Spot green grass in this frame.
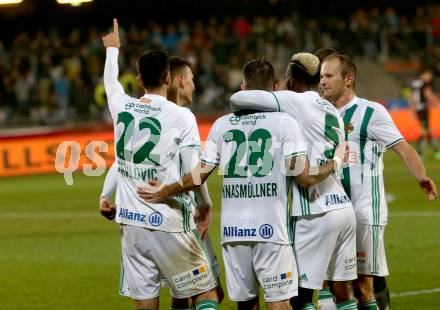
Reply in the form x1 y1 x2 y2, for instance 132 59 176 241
0 151 439 309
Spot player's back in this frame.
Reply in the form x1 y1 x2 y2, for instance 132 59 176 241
230 90 352 215
273 90 351 215
111 93 200 232
202 111 306 245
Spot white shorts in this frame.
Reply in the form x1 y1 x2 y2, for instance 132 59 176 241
356 224 388 276
119 225 218 300
162 233 221 294
292 207 357 289
222 242 298 302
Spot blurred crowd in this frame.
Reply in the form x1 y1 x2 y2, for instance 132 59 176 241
0 4 439 128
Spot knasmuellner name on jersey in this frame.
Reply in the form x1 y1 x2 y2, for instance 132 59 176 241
222 182 278 199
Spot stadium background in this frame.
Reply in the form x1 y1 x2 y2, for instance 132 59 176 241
0 0 439 309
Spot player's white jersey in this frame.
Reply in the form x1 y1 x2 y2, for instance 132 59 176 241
230 90 352 216
201 112 307 244
338 97 404 225
105 49 199 232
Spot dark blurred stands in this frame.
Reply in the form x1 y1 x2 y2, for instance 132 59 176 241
0 3 439 128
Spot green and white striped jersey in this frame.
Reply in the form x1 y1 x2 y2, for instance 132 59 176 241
230 90 352 216
104 47 199 232
338 96 404 226
201 112 307 244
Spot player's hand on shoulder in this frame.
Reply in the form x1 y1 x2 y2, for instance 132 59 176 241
102 18 121 49
99 196 116 220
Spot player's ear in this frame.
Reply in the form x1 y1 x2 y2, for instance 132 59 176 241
164 71 171 86
178 75 184 89
346 73 354 87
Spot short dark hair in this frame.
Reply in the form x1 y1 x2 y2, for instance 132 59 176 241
287 60 320 86
137 50 170 89
315 47 338 62
242 57 275 90
168 56 192 78
325 54 357 85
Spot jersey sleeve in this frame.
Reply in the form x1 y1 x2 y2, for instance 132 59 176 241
368 104 404 148
178 109 202 151
229 90 279 113
200 119 221 166
104 47 132 119
281 114 308 159
101 161 118 198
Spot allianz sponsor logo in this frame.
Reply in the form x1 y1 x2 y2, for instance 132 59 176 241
223 226 257 237
325 194 349 206
223 224 273 239
118 208 146 222
149 212 163 226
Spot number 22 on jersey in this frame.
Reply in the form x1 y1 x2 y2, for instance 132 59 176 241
116 111 162 165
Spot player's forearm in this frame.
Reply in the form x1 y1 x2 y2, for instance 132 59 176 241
193 183 213 209
292 155 338 188
164 171 209 197
101 162 118 198
229 90 278 113
393 141 427 182
104 47 125 98
301 161 336 188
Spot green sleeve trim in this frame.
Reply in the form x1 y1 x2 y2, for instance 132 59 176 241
285 151 307 159
386 137 404 148
179 144 201 151
270 92 281 112
200 158 218 166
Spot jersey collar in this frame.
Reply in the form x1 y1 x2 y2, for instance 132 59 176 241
142 93 168 101
338 96 359 114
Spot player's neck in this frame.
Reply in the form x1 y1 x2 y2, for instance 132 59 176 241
144 86 168 100
333 90 355 109
167 88 180 105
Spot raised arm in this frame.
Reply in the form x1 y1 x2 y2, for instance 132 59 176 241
102 19 125 106
229 90 280 113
